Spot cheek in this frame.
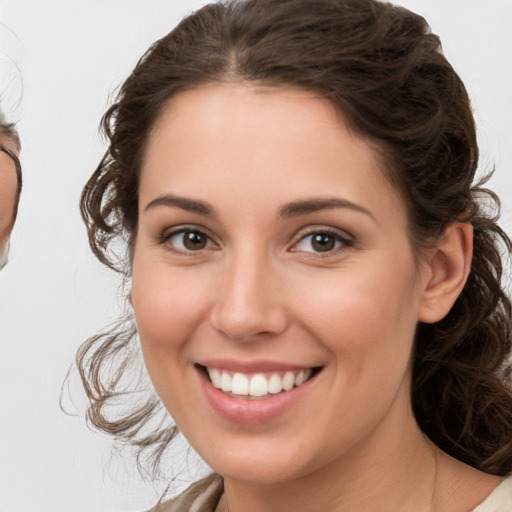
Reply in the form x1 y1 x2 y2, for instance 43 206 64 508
130 263 214 422
130 261 212 372
293 258 421 366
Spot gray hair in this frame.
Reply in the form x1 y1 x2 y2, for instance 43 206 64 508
0 107 21 152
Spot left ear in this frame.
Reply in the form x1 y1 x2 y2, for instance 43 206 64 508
418 223 473 324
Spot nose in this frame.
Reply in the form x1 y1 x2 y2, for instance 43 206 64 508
209 252 288 342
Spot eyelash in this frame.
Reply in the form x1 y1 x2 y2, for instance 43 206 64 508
158 226 354 256
290 229 354 256
159 226 217 254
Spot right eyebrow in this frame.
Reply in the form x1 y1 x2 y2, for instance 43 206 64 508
279 197 377 223
143 194 216 217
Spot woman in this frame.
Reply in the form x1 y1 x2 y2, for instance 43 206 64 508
0 108 22 270
77 0 512 509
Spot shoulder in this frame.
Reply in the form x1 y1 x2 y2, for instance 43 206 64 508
472 475 512 512
147 473 223 512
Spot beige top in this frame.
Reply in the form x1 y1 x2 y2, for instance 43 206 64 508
472 475 512 511
148 474 223 512
150 473 512 512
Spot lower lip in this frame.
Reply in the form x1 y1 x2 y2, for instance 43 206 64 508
199 368 317 424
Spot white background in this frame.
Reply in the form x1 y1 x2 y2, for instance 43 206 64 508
0 1 511 511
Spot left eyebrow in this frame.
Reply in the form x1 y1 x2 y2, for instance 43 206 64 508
143 194 216 217
279 197 376 223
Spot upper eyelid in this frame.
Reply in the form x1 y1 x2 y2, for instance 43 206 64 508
294 225 353 242
161 224 213 238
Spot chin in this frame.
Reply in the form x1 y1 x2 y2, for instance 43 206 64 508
194 435 324 486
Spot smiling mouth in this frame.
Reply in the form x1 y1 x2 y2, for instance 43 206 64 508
200 365 322 399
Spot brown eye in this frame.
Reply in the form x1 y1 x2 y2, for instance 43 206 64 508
167 229 213 251
183 230 208 250
293 230 351 254
311 233 336 252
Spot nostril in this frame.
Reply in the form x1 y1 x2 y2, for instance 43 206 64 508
210 304 289 342
209 271 288 341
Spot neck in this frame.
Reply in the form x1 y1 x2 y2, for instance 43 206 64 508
218 409 438 512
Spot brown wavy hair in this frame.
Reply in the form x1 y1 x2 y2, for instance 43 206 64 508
76 0 512 477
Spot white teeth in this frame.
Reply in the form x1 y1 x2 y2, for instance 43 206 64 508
206 367 314 397
249 374 268 397
220 372 232 392
231 373 249 395
295 369 311 386
209 368 222 388
268 374 283 394
282 371 295 391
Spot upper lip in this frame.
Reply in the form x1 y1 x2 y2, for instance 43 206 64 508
198 359 319 373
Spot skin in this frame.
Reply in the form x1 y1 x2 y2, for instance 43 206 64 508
0 136 19 261
131 83 501 511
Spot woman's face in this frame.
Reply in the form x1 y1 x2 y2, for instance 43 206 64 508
0 139 19 265
131 84 433 484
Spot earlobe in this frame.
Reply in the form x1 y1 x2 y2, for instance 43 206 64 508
418 223 473 324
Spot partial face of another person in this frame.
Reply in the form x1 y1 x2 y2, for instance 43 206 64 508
130 84 435 485
0 139 19 269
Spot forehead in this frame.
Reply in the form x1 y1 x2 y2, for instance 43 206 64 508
141 84 406 221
